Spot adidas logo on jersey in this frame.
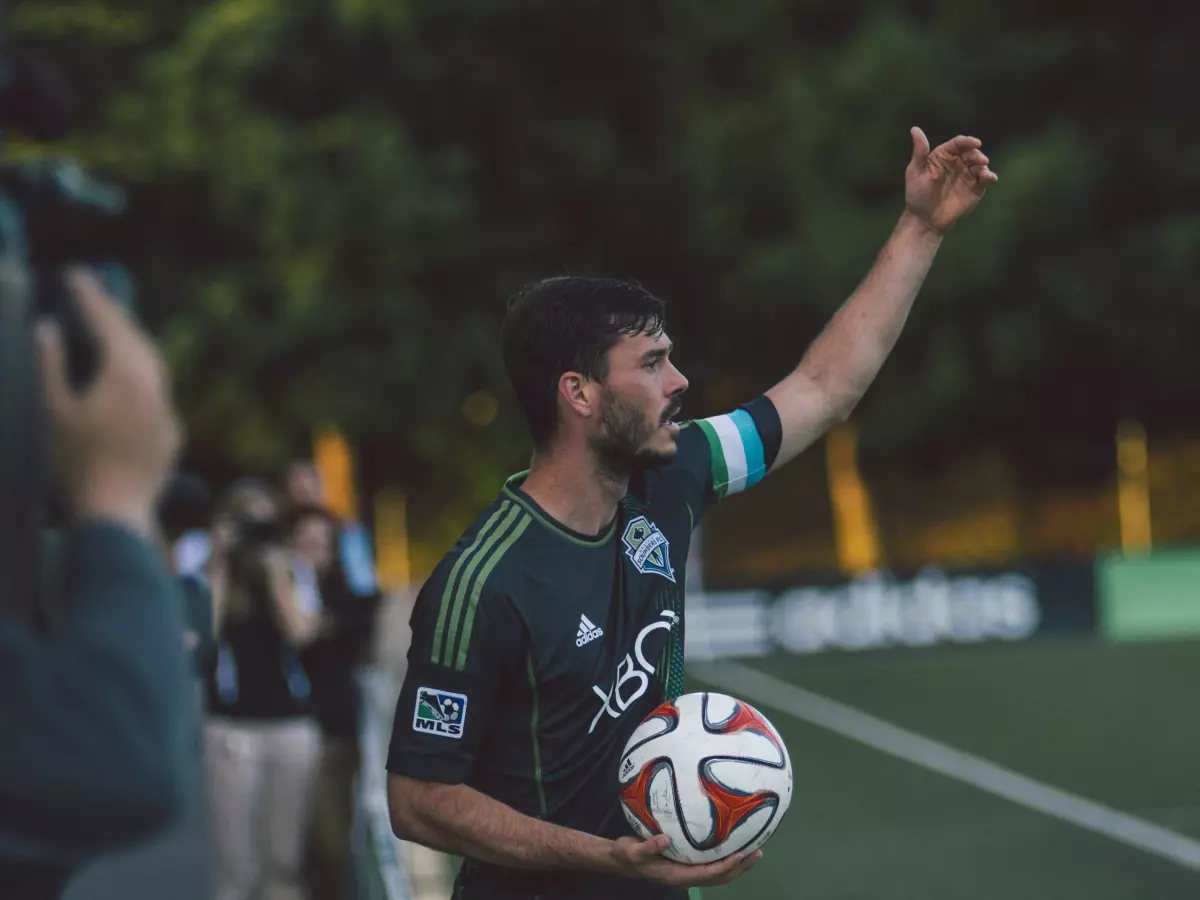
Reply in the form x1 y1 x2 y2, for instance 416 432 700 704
576 614 605 648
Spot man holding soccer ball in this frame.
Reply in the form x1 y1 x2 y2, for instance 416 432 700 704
387 129 997 898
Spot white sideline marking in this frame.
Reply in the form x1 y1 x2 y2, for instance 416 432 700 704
691 659 1200 871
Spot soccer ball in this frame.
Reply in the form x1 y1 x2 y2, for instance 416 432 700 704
617 692 793 865
440 698 461 722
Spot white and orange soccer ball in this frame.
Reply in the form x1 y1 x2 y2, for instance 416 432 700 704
617 692 793 865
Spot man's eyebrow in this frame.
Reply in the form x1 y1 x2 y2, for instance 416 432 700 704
643 343 673 361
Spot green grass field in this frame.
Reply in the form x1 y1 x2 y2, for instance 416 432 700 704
688 637 1200 900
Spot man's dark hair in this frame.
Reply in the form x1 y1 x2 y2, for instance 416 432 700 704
501 277 666 449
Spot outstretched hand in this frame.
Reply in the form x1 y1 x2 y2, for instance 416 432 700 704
609 834 763 887
904 127 998 235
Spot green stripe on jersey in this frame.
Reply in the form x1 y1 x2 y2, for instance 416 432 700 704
442 503 523 666
527 654 548 817
432 501 512 666
454 511 531 670
695 418 730 500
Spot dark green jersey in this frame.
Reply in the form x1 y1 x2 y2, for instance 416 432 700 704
387 397 782 900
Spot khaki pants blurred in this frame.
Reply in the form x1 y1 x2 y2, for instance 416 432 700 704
305 736 358 900
204 716 322 900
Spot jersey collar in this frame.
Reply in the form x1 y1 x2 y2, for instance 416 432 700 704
502 472 618 548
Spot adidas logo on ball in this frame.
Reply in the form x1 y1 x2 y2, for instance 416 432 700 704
576 614 604 647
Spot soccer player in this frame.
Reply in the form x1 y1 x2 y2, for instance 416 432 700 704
387 128 998 898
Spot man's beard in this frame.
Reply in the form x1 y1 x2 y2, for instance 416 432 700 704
593 388 681 476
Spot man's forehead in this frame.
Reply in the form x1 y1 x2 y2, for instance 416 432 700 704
612 330 672 355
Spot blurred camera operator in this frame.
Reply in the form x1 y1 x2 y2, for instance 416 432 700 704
0 272 189 899
203 480 323 900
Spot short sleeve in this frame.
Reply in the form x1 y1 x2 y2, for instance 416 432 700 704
386 562 524 784
667 395 783 521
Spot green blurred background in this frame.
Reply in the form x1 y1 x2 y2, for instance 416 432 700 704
10 0 1199 581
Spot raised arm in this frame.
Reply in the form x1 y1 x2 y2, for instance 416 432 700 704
766 127 998 468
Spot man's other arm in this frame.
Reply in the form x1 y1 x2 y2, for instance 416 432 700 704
387 775 758 888
0 522 190 858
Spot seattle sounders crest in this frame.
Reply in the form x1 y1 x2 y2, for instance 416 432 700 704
622 516 675 583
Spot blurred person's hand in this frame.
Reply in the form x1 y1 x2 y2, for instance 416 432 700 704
261 544 294 579
36 270 182 537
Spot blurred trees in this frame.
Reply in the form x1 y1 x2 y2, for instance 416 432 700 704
8 0 1198 548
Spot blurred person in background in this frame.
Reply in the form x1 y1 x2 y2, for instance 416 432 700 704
166 470 215 578
204 480 323 900
280 464 382 900
158 471 218 685
283 461 323 508
283 459 381 600
0 272 189 899
287 504 353 900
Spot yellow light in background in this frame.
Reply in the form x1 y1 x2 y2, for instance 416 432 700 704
1116 420 1152 555
462 390 499 427
374 489 411 591
825 422 884 575
314 425 358 521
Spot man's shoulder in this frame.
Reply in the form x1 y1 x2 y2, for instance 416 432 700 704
420 492 540 605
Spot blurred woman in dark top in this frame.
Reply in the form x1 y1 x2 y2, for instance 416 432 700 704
203 480 323 900
285 504 380 900
280 461 382 900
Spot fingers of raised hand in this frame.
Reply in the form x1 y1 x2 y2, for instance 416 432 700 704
969 164 999 183
962 148 989 167
946 134 982 153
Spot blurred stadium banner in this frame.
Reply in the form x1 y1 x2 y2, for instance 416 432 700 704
685 562 1097 660
352 667 413 900
1099 549 1200 642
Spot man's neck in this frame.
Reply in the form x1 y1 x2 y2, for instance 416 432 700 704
520 448 628 538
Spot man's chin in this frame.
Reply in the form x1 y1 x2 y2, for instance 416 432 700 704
633 437 679 470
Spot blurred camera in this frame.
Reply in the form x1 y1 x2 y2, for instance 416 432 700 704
236 517 283 550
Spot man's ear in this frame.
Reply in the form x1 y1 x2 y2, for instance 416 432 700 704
558 371 598 420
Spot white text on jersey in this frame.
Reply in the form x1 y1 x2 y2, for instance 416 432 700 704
588 610 678 733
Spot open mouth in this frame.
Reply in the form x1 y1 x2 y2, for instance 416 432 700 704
661 405 682 431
